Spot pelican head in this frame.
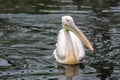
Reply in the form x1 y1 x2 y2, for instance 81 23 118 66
62 16 94 52
62 16 74 27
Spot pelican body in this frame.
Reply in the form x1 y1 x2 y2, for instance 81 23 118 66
53 16 94 65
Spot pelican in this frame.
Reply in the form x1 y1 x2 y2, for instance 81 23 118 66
53 16 94 65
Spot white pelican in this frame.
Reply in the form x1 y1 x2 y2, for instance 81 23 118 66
53 16 94 65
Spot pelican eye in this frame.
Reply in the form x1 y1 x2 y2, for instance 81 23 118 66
67 19 69 22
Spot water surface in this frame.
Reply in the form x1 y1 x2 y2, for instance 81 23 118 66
0 0 120 80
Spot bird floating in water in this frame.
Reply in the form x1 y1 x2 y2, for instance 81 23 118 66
53 16 94 65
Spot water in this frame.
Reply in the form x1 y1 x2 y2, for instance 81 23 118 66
0 0 120 80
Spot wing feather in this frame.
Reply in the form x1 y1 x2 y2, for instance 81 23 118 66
55 29 67 59
70 31 85 60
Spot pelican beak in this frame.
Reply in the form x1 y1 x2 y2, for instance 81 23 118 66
70 23 94 52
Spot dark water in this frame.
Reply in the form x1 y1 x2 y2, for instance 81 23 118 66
0 0 120 80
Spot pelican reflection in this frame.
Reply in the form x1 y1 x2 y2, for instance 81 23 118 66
63 64 84 80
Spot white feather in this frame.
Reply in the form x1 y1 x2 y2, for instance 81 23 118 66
53 29 85 63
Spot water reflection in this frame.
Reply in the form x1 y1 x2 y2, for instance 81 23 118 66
63 64 84 80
